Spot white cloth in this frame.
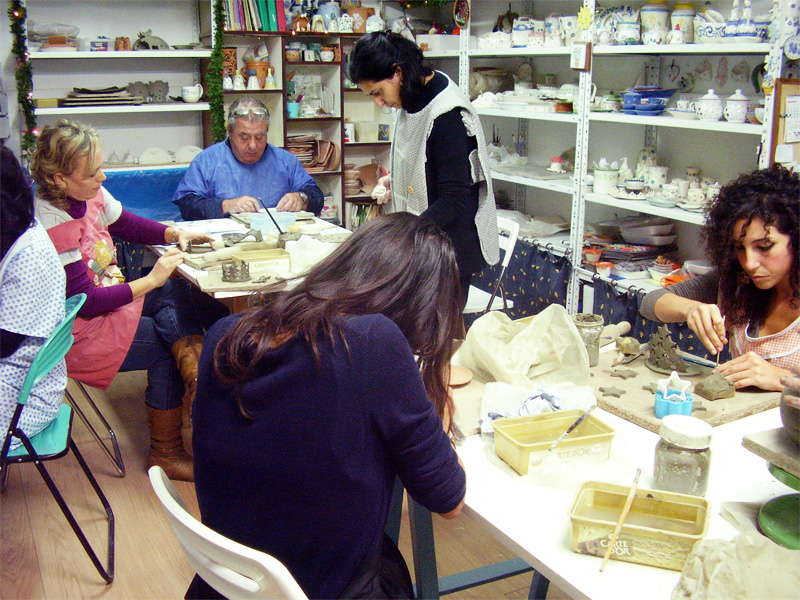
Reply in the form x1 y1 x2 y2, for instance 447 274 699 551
0 220 67 448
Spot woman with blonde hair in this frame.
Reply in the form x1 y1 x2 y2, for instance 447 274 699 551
32 119 213 480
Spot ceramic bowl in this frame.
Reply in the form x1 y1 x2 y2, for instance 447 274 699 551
584 248 603 262
344 169 361 181
624 179 645 192
285 49 301 61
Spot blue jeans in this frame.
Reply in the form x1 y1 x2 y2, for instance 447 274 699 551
119 279 204 410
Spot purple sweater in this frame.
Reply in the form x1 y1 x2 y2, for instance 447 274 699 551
64 198 168 317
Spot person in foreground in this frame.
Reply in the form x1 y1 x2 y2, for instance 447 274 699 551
173 96 323 220
0 146 67 447
191 213 466 599
348 32 498 307
640 165 799 391
32 120 214 481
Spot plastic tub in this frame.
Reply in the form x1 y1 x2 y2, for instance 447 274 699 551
231 249 290 274
682 259 714 277
493 410 614 475
568 480 710 570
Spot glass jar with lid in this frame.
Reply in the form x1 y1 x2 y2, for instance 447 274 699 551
653 414 712 497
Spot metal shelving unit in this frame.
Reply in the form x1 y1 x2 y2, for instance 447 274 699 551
462 0 786 313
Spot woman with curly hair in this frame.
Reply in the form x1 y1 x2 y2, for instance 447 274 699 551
641 165 798 391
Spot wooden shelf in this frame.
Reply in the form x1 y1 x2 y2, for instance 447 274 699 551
35 102 210 115
29 49 212 59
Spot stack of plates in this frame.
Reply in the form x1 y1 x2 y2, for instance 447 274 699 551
635 103 666 116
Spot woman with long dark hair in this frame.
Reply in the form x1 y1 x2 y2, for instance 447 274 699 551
348 31 499 307
191 213 466 599
641 165 799 391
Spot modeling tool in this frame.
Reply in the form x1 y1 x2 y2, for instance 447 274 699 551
600 468 642 572
531 405 597 466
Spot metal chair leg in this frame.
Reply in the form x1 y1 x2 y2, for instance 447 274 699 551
14 431 115 583
65 381 125 476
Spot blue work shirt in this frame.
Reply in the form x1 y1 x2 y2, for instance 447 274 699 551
172 140 323 220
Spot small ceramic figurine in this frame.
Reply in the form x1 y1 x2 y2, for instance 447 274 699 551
222 73 234 90
233 69 246 91
264 67 277 89
293 12 312 32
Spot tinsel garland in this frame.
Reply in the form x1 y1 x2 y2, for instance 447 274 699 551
208 0 227 142
8 0 37 157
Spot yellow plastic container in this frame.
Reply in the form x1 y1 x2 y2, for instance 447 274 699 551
231 249 290 274
568 481 709 570
493 410 614 475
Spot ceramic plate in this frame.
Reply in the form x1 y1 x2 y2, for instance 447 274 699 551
666 108 698 120
448 364 473 387
635 108 665 116
139 147 173 165
610 188 650 201
647 196 678 208
677 202 707 213
174 145 202 163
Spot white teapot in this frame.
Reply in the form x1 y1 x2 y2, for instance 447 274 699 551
695 89 723 121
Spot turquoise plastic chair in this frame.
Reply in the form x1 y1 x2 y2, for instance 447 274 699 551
0 293 115 584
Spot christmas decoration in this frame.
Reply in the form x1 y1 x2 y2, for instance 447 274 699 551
8 0 37 157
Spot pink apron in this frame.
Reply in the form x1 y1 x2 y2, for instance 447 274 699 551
47 189 143 389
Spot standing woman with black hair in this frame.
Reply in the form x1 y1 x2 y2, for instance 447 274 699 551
348 32 499 306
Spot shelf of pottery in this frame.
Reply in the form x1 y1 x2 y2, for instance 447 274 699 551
23 0 213 170
460 0 793 311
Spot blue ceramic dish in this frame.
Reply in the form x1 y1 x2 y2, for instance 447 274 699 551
632 87 678 100
635 103 665 111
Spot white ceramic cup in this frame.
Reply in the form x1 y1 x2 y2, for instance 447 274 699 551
543 33 563 47
615 22 641 44
662 183 679 199
687 187 706 203
672 178 690 197
181 84 204 103
593 169 619 195
320 50 335 62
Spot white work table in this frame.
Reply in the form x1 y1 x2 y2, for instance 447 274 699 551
455 406 786 600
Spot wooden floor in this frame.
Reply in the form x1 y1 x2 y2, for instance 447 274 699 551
1 371 568 600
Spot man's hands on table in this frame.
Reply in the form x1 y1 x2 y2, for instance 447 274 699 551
222 196 261 214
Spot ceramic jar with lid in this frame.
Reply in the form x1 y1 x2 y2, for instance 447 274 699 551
695 89 723 121
671 2 696 42
641 0 670 31
723 88 749 123
653 414 712 497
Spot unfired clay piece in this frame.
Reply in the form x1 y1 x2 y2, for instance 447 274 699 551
694 372 735 401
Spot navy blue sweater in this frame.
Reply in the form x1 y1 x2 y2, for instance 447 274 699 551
193 313 465 598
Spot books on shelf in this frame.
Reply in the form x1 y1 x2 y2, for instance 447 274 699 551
225 0 282 32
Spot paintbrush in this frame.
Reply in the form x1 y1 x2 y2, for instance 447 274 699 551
256 197 268 212
531 405 597 466
600 468 641 572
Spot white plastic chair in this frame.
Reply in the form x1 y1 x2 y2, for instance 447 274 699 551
148 466 308 600
463 215 520 314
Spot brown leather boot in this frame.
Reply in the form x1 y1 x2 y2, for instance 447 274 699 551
147 406 194 482
171 335 204 456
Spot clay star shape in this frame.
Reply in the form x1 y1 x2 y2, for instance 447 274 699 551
611 368 638 380
659 371 691 399
599 386 626 398
642 382 660 394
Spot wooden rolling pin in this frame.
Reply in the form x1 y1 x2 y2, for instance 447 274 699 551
201 241 276 263
601 321 631 341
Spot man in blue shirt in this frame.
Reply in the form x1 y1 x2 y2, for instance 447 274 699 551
173 97 324 220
